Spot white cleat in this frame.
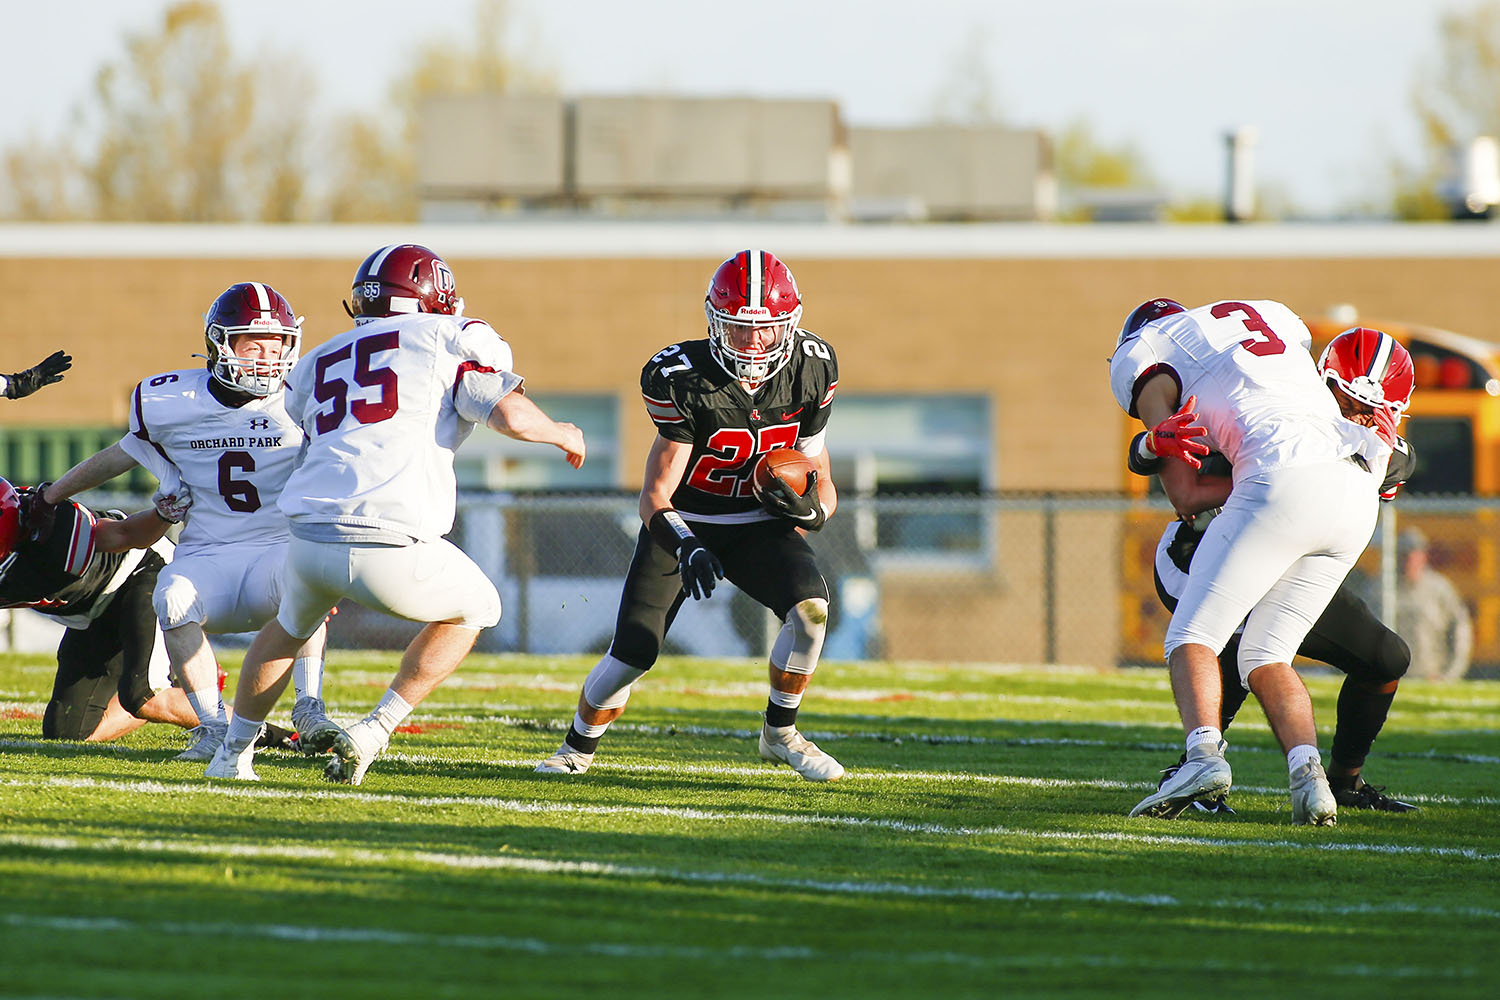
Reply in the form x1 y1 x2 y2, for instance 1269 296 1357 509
1290 761 1338 826
291 697 342 755
534 744 595 774
323 718 388 787
1130 741 1232 818
759 724 845 782
173 722 227 763
204 742 259 781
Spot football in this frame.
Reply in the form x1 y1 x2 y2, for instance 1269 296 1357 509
752 447 814 498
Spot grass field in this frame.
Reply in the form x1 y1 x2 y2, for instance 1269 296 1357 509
2 650 1496 999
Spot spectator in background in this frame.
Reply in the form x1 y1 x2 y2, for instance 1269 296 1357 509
1397 528 1473 681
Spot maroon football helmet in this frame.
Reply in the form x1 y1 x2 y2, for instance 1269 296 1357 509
347 244 461 320
704 250 803 385
1117 298 1186 348
1319 327 1415 417
202 282 302 397
0 477 23 581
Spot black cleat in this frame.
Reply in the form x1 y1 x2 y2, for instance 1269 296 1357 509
1190 794 1237 815
256 722 300 752
1333 780 1419 812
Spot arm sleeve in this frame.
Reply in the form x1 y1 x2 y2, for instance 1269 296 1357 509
797 336 838 445
451 319 524 424
117 383 181 487
1381 437 1417 500
641 353 694 443
1109 335 1173 418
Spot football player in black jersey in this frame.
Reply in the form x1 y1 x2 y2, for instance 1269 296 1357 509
1131 326 1420 816
2 474 195 740
537 250 845 780
2 476 297 748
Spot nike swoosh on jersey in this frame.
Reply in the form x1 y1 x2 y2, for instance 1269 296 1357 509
780 407 804 420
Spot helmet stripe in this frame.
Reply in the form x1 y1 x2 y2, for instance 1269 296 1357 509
368 244 402 277
248 281 270 313
748 249 763 309
1368 331 1394 380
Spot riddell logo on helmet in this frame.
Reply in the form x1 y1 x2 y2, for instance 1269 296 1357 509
736 306 772 318
248 317 279 329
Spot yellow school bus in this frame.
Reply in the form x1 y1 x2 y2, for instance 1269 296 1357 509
1119 310 1500 665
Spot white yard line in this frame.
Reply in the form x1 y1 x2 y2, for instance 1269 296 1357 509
2 834 1496 930
0 911 1474 979
4 775 1496 861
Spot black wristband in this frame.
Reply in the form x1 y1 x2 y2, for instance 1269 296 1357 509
648 509 695 556
1127 432 1163 476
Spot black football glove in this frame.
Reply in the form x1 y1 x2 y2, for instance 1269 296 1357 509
760 469 827 530
677 537 724 601
18 482 59 545
4 350 72 399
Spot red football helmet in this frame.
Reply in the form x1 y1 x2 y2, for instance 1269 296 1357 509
202 282 302 397
0 477 22 581
1117 298 1186 348
1318 327 1415 417
347 244 461 320
704 250 804 385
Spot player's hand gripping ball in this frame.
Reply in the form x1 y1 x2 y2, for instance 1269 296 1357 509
752 448 815 499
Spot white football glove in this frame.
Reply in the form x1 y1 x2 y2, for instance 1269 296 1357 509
152 478 193 524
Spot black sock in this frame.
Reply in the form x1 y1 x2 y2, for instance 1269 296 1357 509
765 701 798 729
563 725 602 755
1330 678 1399 773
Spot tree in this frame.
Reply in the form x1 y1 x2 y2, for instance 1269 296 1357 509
928 28 1005 125
3 1 311 221
1399 1 1500 219
323 0 558 221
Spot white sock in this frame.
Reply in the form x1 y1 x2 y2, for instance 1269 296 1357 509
186 690 226 728
768 688 803 710
1287 744 1322 774
1185 725 1223 754
370 689 413 738
293 655 323 702
571 712 610 740
224 714 264 755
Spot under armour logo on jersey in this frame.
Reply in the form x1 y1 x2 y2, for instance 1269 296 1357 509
249 417 270 430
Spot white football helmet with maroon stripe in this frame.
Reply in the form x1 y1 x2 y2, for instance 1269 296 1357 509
704 249 803 387
202 282 302 398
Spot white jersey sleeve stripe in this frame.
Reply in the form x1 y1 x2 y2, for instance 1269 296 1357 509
819 380 838 408
64 505 97 577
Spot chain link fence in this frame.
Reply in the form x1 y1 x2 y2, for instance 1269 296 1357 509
7 492 1494 678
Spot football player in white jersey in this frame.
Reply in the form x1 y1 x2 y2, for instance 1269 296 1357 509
44 282 334 762
1109 298 1395 826
207 244 586 783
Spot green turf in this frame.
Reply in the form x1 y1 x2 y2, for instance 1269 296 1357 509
2 652 1496 999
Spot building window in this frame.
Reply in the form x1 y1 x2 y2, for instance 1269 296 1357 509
455 392 618 490
826 394 992 566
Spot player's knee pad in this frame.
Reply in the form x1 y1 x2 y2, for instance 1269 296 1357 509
152 574 204 631
1372 630 1411 683
770 597 828 676
582 653 648 711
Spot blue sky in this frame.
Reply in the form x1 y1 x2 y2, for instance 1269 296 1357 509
2 0 1464 213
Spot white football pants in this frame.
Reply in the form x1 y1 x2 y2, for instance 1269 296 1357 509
1163 459 1378 685
277 536 502 639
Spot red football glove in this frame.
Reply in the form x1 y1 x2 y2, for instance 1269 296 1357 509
1371 403 1398 448
1146 394 1210 470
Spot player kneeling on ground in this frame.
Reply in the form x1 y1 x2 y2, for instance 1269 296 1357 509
537 249 844 781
